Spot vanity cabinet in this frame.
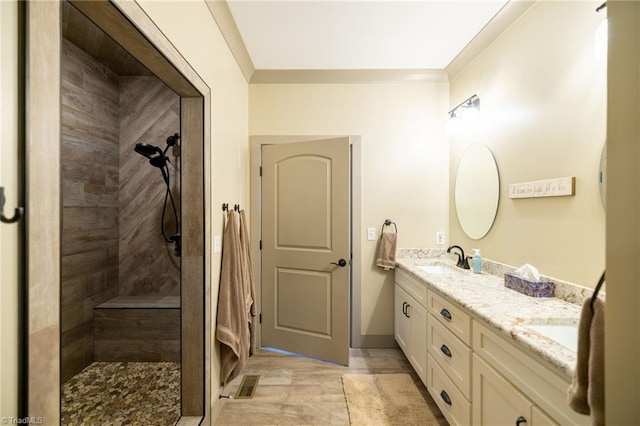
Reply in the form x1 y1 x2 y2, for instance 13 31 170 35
394 266 589 426
473 354 551 426
394 269 428 385
426 291 473 426
473 321 588 426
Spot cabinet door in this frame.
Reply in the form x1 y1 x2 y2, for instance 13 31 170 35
473 354 534 426
532 406 559 426
408 301 427 385
394 284 410 353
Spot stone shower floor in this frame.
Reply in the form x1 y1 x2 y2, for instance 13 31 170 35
61 361 180 426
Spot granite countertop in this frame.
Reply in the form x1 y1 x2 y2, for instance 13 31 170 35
396 254 583 379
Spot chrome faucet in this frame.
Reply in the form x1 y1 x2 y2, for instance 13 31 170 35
447 245 470 269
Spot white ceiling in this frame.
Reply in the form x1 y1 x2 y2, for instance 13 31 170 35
227 0 509 70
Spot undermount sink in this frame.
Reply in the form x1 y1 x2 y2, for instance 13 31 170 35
415 263 458 275
524 322 578 352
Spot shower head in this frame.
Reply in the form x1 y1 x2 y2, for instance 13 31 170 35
134 143 166 168
134 143 161 158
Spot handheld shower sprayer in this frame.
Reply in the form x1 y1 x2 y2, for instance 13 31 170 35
134 133 181 256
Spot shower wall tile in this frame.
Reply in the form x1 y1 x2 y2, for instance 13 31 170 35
118 76 180 296
61 39 120 383
94 308 180 361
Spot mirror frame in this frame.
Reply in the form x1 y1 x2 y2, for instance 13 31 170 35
454 143 500 240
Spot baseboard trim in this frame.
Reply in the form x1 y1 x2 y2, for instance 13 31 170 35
352 334 398 349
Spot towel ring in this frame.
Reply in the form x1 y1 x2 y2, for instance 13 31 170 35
380 219 397 235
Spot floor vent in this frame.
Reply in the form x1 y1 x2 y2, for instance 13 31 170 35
234 374 260 399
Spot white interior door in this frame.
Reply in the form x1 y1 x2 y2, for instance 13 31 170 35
261 137 351 365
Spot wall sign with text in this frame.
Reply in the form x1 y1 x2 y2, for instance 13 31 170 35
509 177 576 199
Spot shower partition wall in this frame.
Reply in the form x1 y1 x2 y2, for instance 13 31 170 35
60 9 183 379
25 0 209 423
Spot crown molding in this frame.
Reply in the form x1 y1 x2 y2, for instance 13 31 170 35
445 0 537 82
209 0 534 85
250 69 448 84
205 0 255 82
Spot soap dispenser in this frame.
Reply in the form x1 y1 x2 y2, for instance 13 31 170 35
472 249 482 274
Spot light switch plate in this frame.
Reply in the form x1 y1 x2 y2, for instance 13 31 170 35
367 227 376 241
436 231 444 245
214 235 222 253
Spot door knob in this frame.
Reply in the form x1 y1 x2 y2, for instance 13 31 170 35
330 259 347 267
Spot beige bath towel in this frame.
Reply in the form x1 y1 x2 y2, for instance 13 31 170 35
216 210 250 385
376 232 397 270
239 210 258 356
568 296 605 425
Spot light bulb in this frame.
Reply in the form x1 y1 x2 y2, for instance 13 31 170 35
446 115 461 138
594 18 608 62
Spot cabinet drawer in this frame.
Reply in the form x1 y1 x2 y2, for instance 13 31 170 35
428 313 472 399
473 321 589 425
427 354 471 426
395 268 427 308
428 291 472 345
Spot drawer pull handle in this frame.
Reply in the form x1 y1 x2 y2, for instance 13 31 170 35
402 302 407 316
440 344 452 357
440 308 452 320
516 416 527 425
440 390 452 406
405 304 410 318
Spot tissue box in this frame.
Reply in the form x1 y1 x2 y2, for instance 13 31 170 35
504 272 555 298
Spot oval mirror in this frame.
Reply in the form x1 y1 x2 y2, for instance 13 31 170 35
454 144 500 240
599 141 606 209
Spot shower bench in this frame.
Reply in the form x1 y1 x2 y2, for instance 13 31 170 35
94 295 180 362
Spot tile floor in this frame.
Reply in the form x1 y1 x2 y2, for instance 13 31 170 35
61 361 180 426
215 348 447 425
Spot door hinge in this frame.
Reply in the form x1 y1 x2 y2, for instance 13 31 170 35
259 166 262 177
259 240 262 250
259 313 262 323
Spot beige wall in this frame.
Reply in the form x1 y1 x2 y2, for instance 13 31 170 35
449 1 606 287
135 0 249 417
0 0 20 417
250 82 450 337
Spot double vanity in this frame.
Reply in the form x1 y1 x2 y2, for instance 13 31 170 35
394 249 591 425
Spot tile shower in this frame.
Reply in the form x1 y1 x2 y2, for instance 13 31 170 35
60 3 181 421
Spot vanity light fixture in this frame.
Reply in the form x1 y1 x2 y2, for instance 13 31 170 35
594 2 607 62
446 94 480 137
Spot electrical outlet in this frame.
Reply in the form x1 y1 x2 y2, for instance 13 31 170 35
436 231 444 245
214 235 222 253
367 227 376 241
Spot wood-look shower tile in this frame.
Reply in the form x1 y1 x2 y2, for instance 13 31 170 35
83 65 119 103
61 271 107 305
62 105 119 144
63 206 118 229
63 134 119 165
118 73 180 296
120 98 180 150
62 230 118 257
61 249 110 280
94 309 180 340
